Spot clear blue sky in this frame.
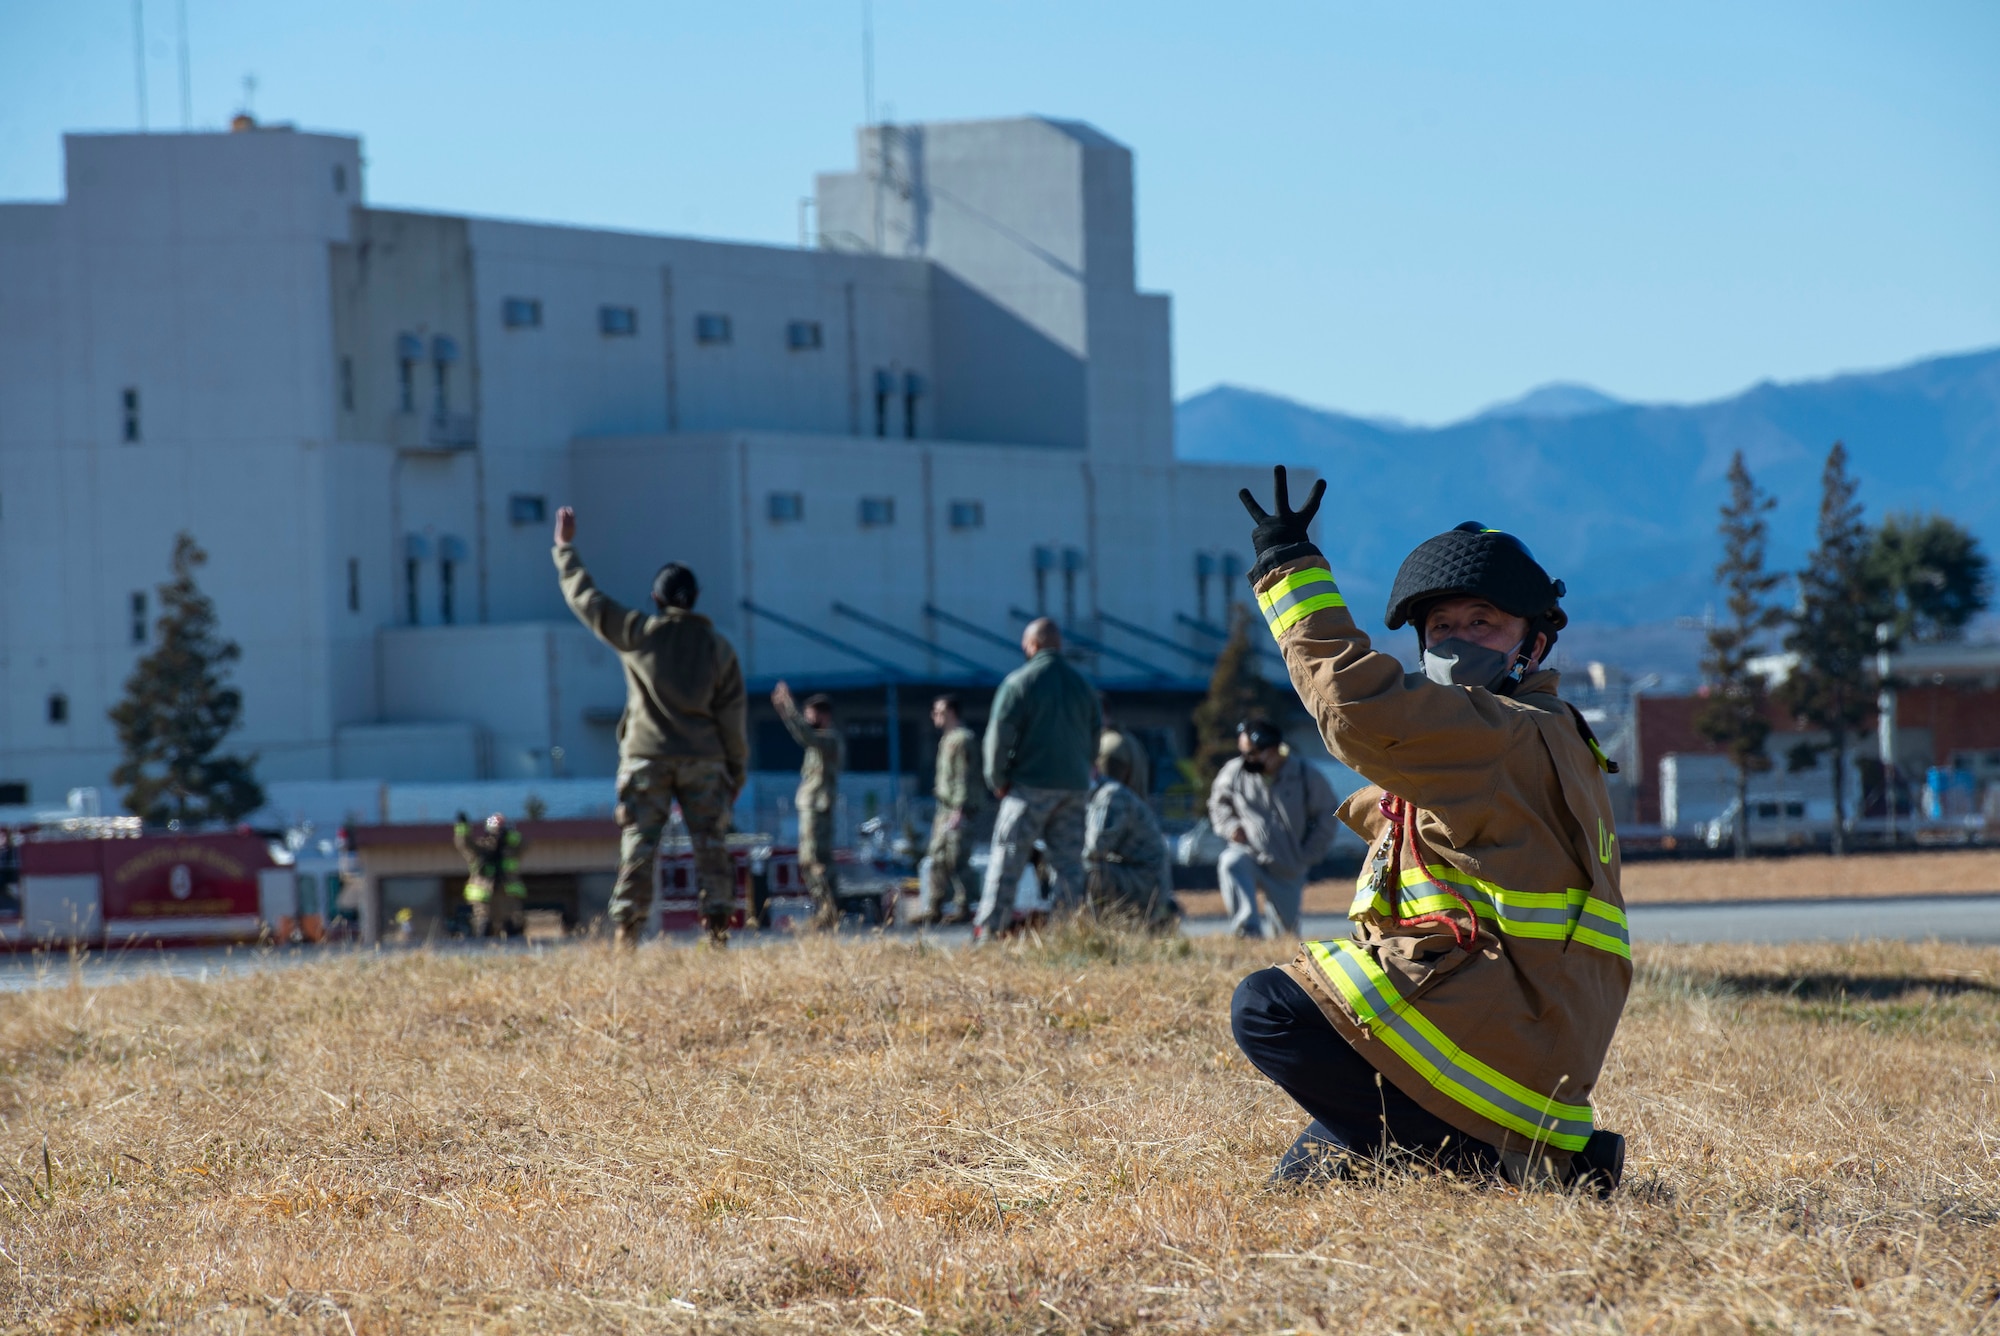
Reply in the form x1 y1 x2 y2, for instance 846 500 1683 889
4 1 1995 424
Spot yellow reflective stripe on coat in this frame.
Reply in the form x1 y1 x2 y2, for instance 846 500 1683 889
1306 938 1595 1151
1258 568 1346 636
1347 864 1630 960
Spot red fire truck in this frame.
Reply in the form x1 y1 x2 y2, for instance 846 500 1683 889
1 823 296 948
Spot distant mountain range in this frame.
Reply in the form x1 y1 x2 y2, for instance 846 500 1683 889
1176 347 2000 679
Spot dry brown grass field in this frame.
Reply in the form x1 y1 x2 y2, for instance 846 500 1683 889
4 929 1999 1333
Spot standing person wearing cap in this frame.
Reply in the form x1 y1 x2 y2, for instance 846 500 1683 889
1207 719 1340 938
455 811 527 938
553 507 747 948
1226 468 1630 1194
772 683 845 930
915 694 984 926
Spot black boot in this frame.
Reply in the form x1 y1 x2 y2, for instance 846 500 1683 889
1269 1121 1353 1186
1566 1129 1625 1198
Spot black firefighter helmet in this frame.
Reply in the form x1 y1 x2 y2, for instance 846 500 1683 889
1386 521 1569 649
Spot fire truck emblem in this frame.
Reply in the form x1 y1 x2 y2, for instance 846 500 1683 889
169 864 193 900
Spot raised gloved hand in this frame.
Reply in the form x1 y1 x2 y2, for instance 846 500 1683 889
1238 465 1326 581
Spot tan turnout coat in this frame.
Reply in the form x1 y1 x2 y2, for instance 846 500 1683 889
1255 557 1631 1163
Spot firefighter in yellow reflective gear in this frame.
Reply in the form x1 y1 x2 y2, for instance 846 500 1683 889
1228 469 1629 1195
455 811 527 939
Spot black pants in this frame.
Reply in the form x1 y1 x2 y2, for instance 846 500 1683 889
1232 966 1495 1171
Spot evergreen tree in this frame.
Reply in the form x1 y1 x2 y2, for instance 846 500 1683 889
1867 511 1991 644
110 533 265 825
1778 442 1882 856
1190 603 1286 791
1694 453 1785 859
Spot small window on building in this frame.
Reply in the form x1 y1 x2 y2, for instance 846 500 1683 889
786 319 823 351
872 369 894 438
859 496 895 528
767 491 804 523
396 332 422 414
599 305 638 337
509 494 547 525
439 558 456 625
903 370 924 439
130 592 148 645
405 559 421 624
694 312 732 345
502 297 543 329
339 356 355 412
431 335 456 415
121 388 141 443
47 693 68 726
347 558 361 613
333 163 347 194
0 782 26 806
948 500 984 530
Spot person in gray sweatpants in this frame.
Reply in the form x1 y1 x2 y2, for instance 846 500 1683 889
974 618 1101 939
1208 718 1340 937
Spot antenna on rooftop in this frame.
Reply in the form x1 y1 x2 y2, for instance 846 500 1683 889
131 0 149 130
862 0 875 128
176 0 192 130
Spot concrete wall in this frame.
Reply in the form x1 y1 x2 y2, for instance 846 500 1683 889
0 129 364 800
0 116 1273 800
816 117 1172 467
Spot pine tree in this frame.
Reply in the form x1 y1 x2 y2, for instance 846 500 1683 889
1778 442 1882 856
110 533 265 826
1694 453 1785 860
1190 603 1285 791
1867 511 1991 644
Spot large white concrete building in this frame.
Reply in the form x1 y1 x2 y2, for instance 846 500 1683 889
0 115 1282 813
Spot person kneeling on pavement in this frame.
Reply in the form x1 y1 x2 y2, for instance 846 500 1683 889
1208 718 1340 938
1228 468 1631 1194
1083 731 1176 930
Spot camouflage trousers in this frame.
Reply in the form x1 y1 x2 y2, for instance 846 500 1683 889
975 785 1088 934
1086 861 1174 929
612 756 735 932
924 808 978 916
797 808 838 908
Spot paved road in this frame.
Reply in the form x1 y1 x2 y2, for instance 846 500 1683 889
7 894 2000 992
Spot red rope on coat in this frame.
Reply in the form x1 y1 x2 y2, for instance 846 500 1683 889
1378 793 1481 952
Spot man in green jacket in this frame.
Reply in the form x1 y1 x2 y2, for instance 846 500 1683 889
553 507 748 947
975 618 1101 940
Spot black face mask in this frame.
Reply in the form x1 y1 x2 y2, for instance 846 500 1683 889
1422 636 1531 693
1240 755 1264 774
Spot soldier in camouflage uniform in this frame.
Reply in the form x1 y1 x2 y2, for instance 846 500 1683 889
553 507 747 948
1098 720 1151 798
916 694 983 924
455 811 528 938
773 683 844 930
1084 735 1176 929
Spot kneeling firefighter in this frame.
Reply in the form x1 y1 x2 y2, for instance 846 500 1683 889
1229 468 1630 1192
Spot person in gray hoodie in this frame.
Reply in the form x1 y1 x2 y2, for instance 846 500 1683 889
1208 718 1340 937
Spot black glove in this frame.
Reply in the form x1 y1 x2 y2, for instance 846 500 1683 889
1238 465 1326 581
455 810 469 825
